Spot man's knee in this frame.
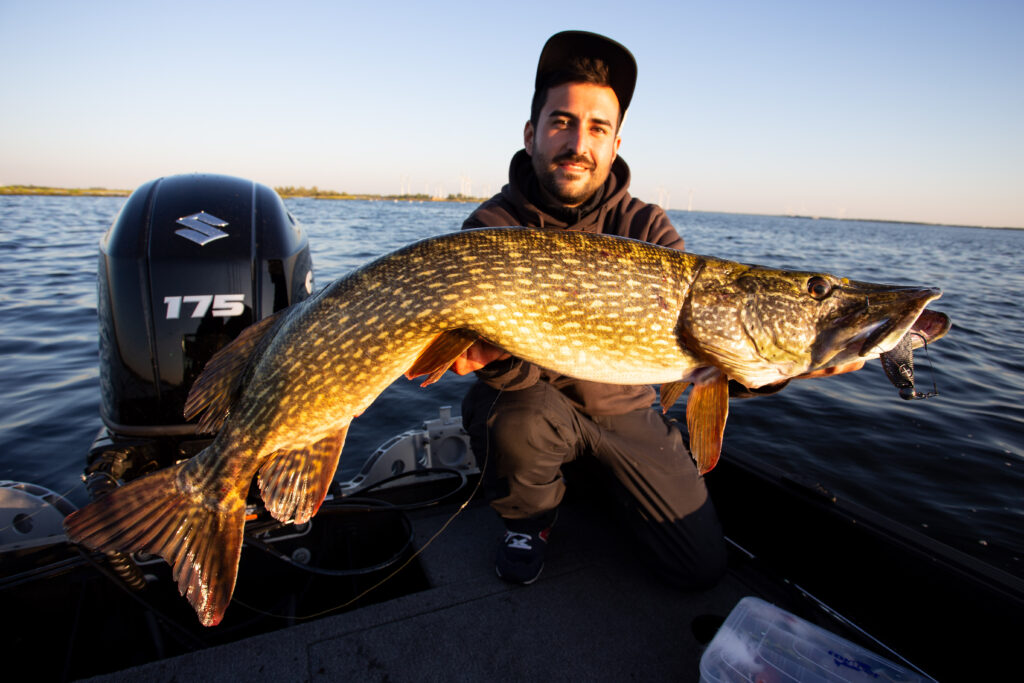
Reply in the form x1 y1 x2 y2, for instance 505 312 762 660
489 404 576 475
464 382 578 464
468 391 578 517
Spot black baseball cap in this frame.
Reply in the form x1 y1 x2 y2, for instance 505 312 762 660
535 30 637 116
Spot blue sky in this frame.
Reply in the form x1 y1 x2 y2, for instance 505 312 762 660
1 0 1021 227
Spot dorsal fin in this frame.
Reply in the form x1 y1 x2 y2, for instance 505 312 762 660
404 329 480 387
184 309 289 433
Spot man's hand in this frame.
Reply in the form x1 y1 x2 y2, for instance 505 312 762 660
452 340 510 375
797 360 865 380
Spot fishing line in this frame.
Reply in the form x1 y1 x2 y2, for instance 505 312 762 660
240 468 470 581
70 545 208 650
909 332 939 399
235 384 503 622
24 382 498 623
242 506 414 578
0 555 90 590
303 387 499 619
723 536 936 681
346 465 469 508
0 479 83 538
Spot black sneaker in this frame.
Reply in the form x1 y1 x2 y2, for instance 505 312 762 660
495 511 557 585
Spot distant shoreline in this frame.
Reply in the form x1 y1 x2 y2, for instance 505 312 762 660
1 185 131 197
778 213 1021 231
0 184 485 204
2 185 1018 230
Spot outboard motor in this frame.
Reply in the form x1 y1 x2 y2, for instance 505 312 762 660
87 174 313 484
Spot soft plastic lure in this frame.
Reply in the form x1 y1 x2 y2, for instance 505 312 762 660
880 332 938 400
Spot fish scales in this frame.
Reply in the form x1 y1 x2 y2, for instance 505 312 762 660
174 230 765 505
180 232 613 496
64 227 949 627
242 229 701 452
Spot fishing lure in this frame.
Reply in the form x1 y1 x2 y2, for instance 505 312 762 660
880 332 938 400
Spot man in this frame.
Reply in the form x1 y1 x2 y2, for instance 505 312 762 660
456 31 856 588
454 30 728 589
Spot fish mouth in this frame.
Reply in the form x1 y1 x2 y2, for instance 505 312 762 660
904 308 952 348
857 287 944 356
814 283 946 369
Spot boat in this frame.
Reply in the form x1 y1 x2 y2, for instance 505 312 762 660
1 175 1019 681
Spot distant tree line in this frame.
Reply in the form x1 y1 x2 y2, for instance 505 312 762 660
0 185 129 196
0 184 482 203
274 186 482 203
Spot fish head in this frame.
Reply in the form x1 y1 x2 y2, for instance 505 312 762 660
809 278 948 369
679 259 944 388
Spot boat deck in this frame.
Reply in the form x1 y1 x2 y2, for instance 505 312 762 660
81 490 805 682
17 452 1016 681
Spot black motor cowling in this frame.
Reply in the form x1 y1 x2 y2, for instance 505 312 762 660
97 173 313 436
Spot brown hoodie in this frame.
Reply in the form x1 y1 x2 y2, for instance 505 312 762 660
461 150 683 416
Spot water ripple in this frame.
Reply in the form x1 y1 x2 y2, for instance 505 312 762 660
0 197 1021 576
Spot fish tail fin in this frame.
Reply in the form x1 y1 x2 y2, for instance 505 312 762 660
63 460 246 627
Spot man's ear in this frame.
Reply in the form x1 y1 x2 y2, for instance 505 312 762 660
523 120 534 156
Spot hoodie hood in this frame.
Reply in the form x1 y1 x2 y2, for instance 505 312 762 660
500 149 633 231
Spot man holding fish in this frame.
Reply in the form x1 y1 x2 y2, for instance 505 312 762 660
64 30 945 628
456 31 862 587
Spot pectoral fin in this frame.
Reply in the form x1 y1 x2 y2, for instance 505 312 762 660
259 428 348 524
404 329 480 386
686 373 730 474
659 380 691 413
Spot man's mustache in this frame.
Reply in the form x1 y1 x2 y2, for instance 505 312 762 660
552 153 594 170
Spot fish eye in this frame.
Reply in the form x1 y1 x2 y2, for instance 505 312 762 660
807 276 832 300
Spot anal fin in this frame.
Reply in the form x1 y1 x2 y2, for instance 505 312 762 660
404 329 480 387
259 428 348 525
686 372 730 474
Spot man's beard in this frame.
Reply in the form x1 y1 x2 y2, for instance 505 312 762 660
533 151 603 207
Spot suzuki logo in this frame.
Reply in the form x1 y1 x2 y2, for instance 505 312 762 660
175 212 229 245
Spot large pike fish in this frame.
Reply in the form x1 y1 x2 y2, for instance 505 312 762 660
64 227 949 626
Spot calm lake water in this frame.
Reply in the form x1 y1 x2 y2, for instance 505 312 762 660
0 195 1021 578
